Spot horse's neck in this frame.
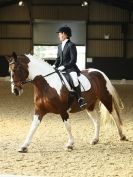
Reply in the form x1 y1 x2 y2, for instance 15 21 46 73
33 75 49 93
26 55 63 95
27 58 54 80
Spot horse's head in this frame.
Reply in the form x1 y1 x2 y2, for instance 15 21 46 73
7 52 30 96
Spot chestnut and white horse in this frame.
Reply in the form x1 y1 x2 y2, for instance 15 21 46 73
7 52 127 153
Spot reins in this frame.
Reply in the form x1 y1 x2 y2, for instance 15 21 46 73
11 69 82 92
11 70 58 85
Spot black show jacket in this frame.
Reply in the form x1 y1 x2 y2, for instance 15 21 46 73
54 40 80 74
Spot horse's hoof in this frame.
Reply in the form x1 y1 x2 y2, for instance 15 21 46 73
120 135 128 141
18 147 28 153
64 146 73 151
64 144 74 151
90 139 99 145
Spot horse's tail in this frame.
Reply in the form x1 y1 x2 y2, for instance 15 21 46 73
99 71 124 126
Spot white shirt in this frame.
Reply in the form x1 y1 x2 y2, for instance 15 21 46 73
61 39 68 51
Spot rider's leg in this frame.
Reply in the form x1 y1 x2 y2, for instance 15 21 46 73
69 72 87 108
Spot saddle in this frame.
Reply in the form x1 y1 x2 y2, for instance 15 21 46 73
56 70 91 109
60 71 91 92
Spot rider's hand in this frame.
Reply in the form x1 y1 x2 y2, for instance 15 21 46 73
52 65 56 68
58 66 65 71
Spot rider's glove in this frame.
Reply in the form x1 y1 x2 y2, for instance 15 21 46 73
52 65 56 68
58 66 65 71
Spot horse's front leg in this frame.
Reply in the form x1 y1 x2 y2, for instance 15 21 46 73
61 112 74 150
18 114 42 153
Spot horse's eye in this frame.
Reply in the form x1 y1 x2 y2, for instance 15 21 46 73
12 66 17 72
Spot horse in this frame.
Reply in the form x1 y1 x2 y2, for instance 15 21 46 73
7 52 127 153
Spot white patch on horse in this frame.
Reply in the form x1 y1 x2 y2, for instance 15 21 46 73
26 54 91 94
89 68 113 92
64 119 74 149
19 114 40 151
10 70 14 93
88 68 111 92
25 54 63 95
88 68 121 107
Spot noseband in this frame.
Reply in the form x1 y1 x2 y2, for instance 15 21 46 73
11 80 31 86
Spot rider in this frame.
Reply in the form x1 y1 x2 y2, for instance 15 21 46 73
53 25 87 108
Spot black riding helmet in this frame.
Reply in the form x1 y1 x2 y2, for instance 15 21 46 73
56 26 72 37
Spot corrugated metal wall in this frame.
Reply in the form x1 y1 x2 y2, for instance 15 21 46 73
87 24 123 57
86 1 131 58
127 24 133 58
0 39 32 54
89 1 129 22
32 6 88 20
0 24 31 38
87 40 123 57
0 4 88 55
0 1 133 59
88 25 123 39
0 4 32 55
0 5 29 21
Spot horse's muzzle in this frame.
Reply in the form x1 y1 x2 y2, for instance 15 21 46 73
13 88 23 96
13 88 19 96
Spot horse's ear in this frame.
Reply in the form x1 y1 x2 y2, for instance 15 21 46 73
5 55 12 63
12 52 17 62
5 53 17 64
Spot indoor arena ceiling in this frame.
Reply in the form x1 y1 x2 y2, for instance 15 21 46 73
0 0 133 10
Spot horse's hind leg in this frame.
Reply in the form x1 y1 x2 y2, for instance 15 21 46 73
61 112 74 150
100 95 127 141
86 109 100 145
18 114 42 153
111 107 127 141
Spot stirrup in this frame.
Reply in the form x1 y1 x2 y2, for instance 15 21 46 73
78 97 87 108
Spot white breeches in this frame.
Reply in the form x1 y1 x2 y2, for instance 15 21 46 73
69 71 79 87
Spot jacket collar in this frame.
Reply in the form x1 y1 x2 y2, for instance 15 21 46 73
62 39 70 51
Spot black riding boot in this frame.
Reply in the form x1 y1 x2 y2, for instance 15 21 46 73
74 85 87 108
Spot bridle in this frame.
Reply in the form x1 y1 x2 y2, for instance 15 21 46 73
11 70 58 86
10 66 70 92
10 59 66 87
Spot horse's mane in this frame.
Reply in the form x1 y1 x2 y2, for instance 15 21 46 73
25 54 54 74
26 54 52 68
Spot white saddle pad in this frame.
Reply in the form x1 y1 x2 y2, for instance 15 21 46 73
78 74 91 92
61 73 91 92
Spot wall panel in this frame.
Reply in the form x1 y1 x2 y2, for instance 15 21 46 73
0 24 31 38
87 40 123 57
89 1 129 22
32 6 88 20
131 11 133 21
127 24 133 39
32 6 58 19
0 1 132 79
58 6 88 20
127 41 133 58
0 5 29 21
88 25 123 39
0 39 32 55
